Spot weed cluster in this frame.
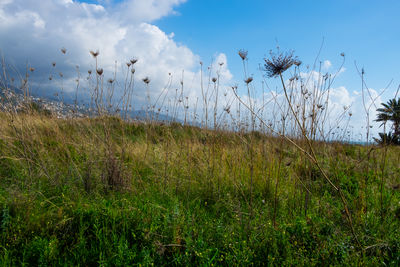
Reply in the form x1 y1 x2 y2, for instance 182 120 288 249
0 48 399 265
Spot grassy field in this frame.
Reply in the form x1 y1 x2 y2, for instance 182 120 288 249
0 112 399 266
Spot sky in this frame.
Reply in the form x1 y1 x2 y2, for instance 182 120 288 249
1 0 400 140
155 0 400 91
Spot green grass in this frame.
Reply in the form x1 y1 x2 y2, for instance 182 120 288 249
0 113 399 266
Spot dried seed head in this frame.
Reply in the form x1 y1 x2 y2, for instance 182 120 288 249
131 68 135 74
212 77 217 83
29 67 35 72
59 72 63 78
238 49 248 60
294 60 302 67
219 62 224 66
127 62 132 67
52 62 56 67
264 50 297 78
245 77 253 84
107 78 114 84
88 70 92 75
90 50 99 58
340 52 345 57
61 47 67 54
349 112 352 117
317 104 323 109
130 58 138 65
49 75 53 81
96 68 103 75
142 77 150 84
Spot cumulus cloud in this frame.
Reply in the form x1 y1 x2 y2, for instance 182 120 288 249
114 0 187 23
0 0 221 111
322 60 332 70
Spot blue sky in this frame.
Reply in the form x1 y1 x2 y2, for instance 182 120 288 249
155 0 400 94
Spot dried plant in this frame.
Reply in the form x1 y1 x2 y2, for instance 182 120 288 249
90 50 100 58
238 49 248 60
263 50 296 77
142 77 150 84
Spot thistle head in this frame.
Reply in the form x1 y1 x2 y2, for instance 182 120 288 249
294 60 302 67
96 68 103 76
130 58 138 65
263 50 297 78
244 77 253 84
90 50 99 58
142 77 150 84
238 49 248 60
212 77 217 83
61 47 67 54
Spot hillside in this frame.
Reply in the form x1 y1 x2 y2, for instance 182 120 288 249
0 112 399 265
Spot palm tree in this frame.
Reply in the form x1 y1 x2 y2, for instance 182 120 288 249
374 132 400 145
376 98 400 144
375 98 400 145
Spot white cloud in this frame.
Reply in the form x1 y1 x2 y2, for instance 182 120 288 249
322 60 332 70
114 0 187 23
0 0 202 106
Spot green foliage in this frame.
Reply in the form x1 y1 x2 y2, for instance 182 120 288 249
376 98 400 145
374 132 400 145
0 114 399 265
